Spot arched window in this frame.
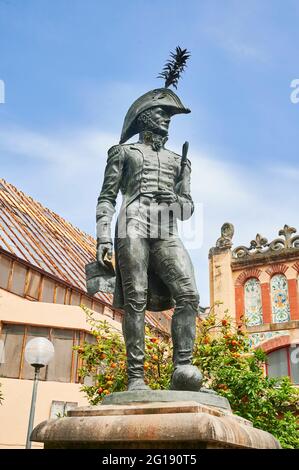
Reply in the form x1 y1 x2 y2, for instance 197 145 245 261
271 274 290 323
244 278 263 326
266 345 299 384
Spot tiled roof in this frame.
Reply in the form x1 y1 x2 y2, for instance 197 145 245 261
0 179 173 333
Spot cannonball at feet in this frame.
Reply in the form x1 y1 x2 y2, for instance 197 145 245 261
171 365 203 391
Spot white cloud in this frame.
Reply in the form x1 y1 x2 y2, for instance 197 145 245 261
0 125 119 236
0 126 117 168
271 165 299 182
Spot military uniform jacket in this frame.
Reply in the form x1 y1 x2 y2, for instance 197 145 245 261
96 142 194 311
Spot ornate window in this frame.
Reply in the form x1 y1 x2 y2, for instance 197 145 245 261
244 278 263 326
271 274 290 323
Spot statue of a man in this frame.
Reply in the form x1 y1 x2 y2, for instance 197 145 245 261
95 49 202 392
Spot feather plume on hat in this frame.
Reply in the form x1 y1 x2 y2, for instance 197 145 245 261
158 46 191 89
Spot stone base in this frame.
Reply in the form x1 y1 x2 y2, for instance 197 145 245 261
102 389 231 410
31 395 281 449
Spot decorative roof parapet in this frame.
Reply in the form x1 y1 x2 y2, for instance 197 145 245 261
209 222 234 257
232 225 299 261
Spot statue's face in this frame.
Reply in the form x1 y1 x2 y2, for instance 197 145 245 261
138 106 171 136
149 107 171 135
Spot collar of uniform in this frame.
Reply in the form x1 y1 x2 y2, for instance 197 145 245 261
139 131 168 152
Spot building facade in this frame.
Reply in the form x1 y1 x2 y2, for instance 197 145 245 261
209 223 299 385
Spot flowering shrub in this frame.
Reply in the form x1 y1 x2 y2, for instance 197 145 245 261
76 306 299 448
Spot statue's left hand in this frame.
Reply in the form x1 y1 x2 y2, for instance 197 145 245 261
153 190 178 205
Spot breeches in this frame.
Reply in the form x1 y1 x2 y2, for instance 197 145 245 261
116 236 199 312
117 236 200 374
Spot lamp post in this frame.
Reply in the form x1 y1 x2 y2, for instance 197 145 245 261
24 337 54 449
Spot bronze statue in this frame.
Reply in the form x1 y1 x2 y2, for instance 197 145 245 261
90 48 203 391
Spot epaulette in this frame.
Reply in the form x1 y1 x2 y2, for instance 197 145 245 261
107 144 125 160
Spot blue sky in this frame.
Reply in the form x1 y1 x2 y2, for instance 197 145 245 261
1 0 299 305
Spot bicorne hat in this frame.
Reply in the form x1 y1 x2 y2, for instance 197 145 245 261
119 88 190 144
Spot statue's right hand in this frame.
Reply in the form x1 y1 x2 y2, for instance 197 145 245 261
96 242 113 268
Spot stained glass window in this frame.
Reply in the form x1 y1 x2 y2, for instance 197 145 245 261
244 278 263 326
271 274 290 323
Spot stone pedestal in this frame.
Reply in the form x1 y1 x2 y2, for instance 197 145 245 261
102 389 231 409
31 391 281 449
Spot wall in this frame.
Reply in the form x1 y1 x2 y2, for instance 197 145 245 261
0 288 122 331
209 248 236 321
0 378 88 448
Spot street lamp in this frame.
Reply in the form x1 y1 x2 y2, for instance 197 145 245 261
24 337 54 449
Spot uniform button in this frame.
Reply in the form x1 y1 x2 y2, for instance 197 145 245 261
167 183 171 187
144 170 149 174
142 186 147 191
168 175 172 179
143 178 148 182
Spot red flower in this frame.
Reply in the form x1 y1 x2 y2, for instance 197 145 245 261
150 338 158 343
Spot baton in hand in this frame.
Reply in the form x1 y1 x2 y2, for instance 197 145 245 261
180 141 189 175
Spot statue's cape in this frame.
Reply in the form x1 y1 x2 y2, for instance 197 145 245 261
85 239 175 312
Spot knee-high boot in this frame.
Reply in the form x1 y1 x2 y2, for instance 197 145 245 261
171 302 197 367
122 304 150 391
170 300 203 391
